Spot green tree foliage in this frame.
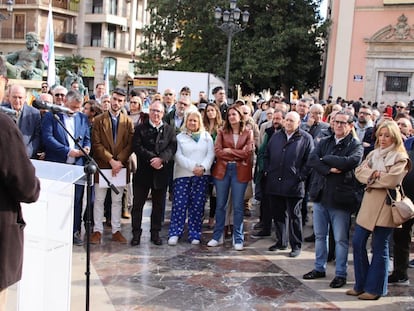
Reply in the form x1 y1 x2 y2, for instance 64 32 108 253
137 0 327 96
57 54 87 83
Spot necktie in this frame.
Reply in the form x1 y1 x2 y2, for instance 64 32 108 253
111 115 118 143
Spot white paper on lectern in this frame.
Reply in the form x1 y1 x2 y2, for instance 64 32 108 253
99 168 127 187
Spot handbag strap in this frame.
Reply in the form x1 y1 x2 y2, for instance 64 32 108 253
386 188 395 203
399 184 407 198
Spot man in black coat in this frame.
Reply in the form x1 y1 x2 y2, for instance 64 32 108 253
131 100 177 246
0 57 40 309
303 110 363 289
264 111 314 257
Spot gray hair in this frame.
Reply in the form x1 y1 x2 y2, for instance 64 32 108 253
66 90 83 103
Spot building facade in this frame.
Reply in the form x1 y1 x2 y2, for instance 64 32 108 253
323 0 414 104
0 0 149 93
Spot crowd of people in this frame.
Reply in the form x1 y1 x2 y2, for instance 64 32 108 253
1 65 414 304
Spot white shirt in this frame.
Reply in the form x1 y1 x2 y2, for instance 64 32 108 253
63 114 76 164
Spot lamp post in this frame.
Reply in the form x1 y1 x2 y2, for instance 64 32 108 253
0 0 13 21
214 0 249 95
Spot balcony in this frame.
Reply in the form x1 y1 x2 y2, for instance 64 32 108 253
62 32 77 44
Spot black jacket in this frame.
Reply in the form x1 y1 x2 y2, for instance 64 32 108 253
264 128 314 198
133 120 177 189
307 132 363 211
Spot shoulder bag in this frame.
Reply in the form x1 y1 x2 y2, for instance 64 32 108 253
387 185 414 226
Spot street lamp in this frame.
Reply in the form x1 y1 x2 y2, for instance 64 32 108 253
0 0 13 21
214 0 249 95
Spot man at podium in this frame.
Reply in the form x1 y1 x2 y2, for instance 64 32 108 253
41 90 91 246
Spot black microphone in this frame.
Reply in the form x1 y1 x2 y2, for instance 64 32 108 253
0 106 18 117
32 99 75 116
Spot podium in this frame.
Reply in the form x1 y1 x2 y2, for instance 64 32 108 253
18 160 85 311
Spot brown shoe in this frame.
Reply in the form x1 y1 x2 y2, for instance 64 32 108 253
358 292 380 300
122 211 130 219
90 231 101 244
112 231 127 244
345 289 363 296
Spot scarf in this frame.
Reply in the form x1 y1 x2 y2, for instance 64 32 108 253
371 143 397 172
186 130 201 142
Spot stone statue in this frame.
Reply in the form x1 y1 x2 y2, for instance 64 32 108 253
6 32 45 80
63 69 86 95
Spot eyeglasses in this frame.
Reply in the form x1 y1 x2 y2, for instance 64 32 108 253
334 120 349 126
150 109 162 114
396 106 405 109
55 93 65 97
164 93 173 96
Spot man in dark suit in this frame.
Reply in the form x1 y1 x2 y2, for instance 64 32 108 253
5 84 41 158
0 56 40 310
131 100 177 246
42 90 91 246
90 88 134 244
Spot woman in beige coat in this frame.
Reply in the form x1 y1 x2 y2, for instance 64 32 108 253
347 120 410 300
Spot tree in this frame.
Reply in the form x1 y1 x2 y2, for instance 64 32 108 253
57 54 87 83
137 0 327 97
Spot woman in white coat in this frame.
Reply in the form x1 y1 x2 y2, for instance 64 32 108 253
168 110 215 245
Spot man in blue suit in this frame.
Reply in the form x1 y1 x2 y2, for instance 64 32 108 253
6 84 41 158
42 90 91 246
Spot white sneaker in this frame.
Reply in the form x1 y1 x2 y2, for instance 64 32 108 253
234 243 244 251
191 239 200 245
168 236 179 246
207 236 223 247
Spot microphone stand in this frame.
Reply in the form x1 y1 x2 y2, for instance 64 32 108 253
52 113 119 311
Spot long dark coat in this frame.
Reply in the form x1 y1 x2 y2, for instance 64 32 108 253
133 120 177 189
0 113 40 289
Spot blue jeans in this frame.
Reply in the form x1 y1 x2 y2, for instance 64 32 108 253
213 163 248 244
352 224 392 296
313 202 351 278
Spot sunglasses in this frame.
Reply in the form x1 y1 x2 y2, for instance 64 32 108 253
55 93 65 97
164 93 173 96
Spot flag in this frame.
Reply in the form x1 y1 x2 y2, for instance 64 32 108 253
42 3 56 87
104 64 110 94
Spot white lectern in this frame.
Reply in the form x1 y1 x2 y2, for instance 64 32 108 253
18 160 85 311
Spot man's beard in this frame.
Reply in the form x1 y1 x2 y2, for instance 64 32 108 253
274 123 282 130
358 118 367 125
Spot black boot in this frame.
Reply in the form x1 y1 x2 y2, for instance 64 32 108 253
151 231 162 246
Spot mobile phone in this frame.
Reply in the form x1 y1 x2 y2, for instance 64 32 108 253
385 106 393 117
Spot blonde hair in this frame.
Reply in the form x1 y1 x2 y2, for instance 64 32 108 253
374 120 407 154
182 110 205 132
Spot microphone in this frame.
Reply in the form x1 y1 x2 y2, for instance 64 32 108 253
0 106 18 117
32 99 75 116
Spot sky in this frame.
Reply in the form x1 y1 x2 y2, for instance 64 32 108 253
320 0 328 20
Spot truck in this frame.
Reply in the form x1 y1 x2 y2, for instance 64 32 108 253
157 70 225 103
